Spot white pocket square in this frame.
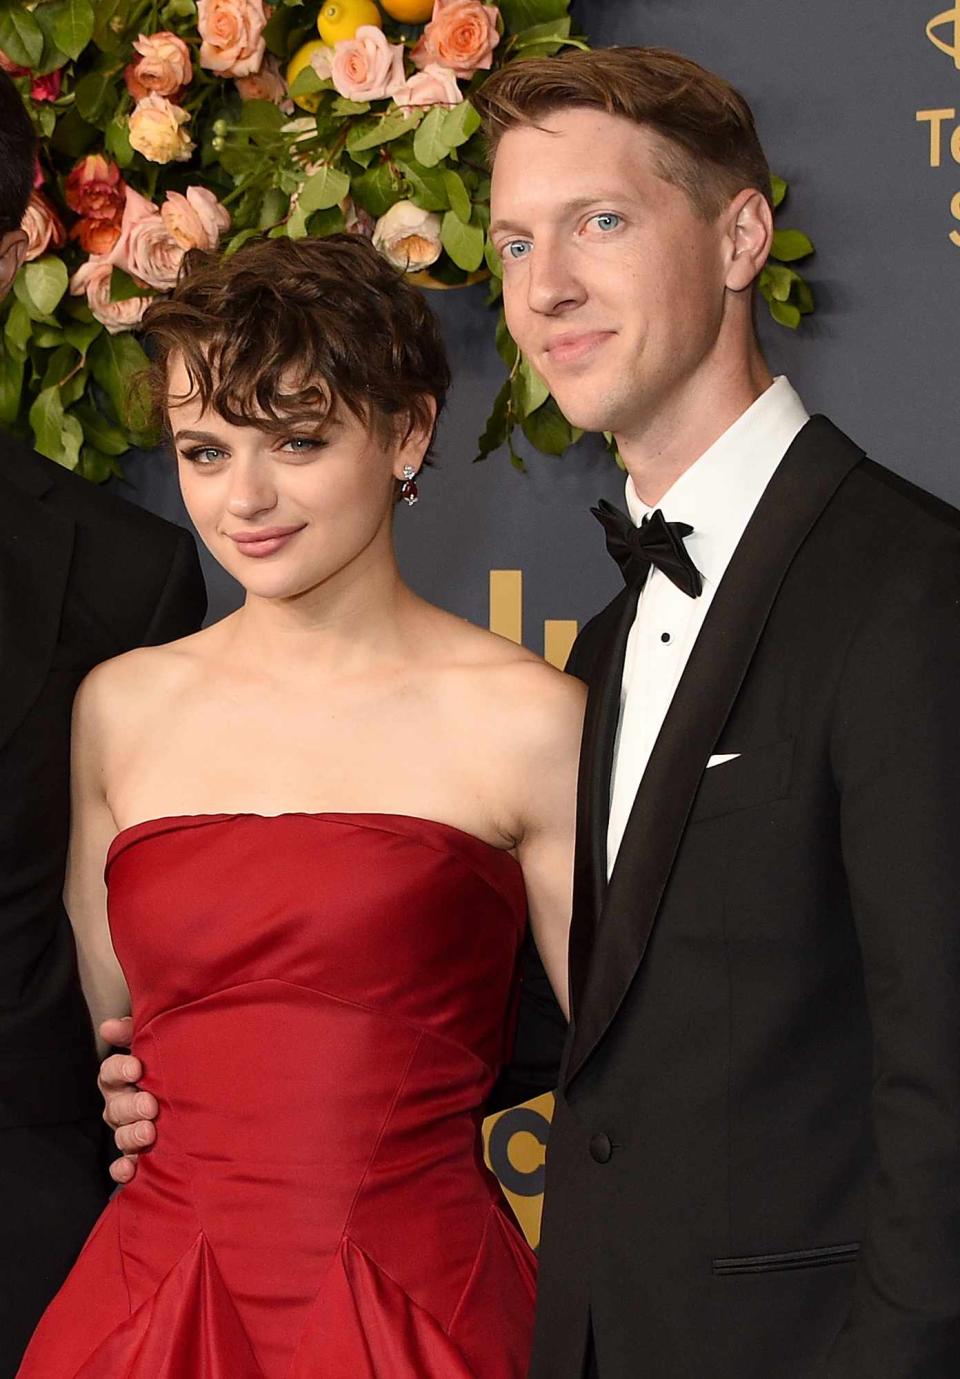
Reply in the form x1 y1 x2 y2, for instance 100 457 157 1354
707 753 741 768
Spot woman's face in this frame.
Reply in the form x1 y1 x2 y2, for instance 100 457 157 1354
168 354 423 604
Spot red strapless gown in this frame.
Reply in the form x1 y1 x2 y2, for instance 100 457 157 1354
18 813 536 1379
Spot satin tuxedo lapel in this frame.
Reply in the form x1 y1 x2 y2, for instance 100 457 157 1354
0 464 74 753
564 416 864 1088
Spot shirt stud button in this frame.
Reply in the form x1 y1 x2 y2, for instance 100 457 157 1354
661 632 671 644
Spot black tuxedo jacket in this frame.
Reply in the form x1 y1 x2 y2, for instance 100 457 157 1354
504 417 960 1379
0 434 206 1130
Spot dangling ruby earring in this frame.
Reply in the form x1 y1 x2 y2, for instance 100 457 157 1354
400 465 419 506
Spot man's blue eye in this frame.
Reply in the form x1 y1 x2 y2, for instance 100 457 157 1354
505 241 531 260
592 213 621 232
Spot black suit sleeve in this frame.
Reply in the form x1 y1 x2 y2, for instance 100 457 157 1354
141 528 207 646
820 529 960 1376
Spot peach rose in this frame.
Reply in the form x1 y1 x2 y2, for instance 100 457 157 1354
331 26 406 104
128 94 195 164
108 185 185 290
161 186 231 251
64 154 125 222
372 199 442 271
392 63 462 111
124 31 193 101
197 0 267 78
21 192 66 262
69 258 152 335
235 53 292 110
413 0 500 77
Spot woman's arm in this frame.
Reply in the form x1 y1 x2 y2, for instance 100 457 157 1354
66 669 129 1058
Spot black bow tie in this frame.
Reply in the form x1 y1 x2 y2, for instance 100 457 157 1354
591 499 703 599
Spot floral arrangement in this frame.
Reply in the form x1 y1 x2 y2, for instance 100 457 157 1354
0 0 816 480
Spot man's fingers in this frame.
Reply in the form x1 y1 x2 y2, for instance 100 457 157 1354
98 1053 142 1095
99 1015 134 1047
115 1119 156 1155
109 1154 138 1185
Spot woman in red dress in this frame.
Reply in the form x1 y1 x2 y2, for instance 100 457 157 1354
17 235 581 1379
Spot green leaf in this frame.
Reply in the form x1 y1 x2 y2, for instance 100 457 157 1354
40 344 78 391
484 235 502 279
499 0 569 28
32 3 69 74
224 226 263 258
514 357 549 417
348 106 420 154
161 0 198 21
236 97 286 137
474 378 511 462
793 276 815 314
768 298 801 329
351 163 404 219
109 267 148 303
495 311 517 368
77 443 122 483
92 0 126 51
62 316 103 355
0 349 24 426
332 97 370 116
89 330 158 444
29 386 83 468
49 105 99 158
513 16 573 44
73 401 129 455
413 106 451 168
21 257 69 317
770 174 787 209
521 395 575 456
440 100 481 150
75 68 119 125
763 264 794 303
47 0 95 61
4 299 32 357
0 5 44 68
399 158 448 211
441 210 484 271
298 163 350 213
771 228 814 262
442 168 471 223
306 204 346 237
105 116 134 167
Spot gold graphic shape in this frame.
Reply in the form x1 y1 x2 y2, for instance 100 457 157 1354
489 570 523 644
544 619 578 671
927 6 960 67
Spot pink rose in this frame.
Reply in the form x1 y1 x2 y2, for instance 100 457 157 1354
392 63 462 111
127 94 195 164
197 0 267 78
124 31 192 101
69 258 151 334
161 186 231 251
30 69 62 102
235 53 292 110
65 154 126 222
108 186 185 290
412 0 500 78
373 199 442 271
21 192 66 262
331 26 406 103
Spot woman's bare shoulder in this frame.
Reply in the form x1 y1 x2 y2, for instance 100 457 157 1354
72 621 222 731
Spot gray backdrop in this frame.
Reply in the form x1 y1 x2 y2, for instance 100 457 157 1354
115 0 960 639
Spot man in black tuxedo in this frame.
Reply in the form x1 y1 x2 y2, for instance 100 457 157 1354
97 43 960 1379
0 71 206 1374
476 46 960 1379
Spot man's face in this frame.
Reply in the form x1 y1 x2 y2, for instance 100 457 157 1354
490 108 733 441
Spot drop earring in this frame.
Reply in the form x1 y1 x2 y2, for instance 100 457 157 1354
400 465 419 506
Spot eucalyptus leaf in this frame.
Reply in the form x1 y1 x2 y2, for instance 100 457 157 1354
33 326 66 349
515 357 549 417
0 5 44 69
495 311 517 368
47 0 95 61
73 402 130 455
770 174 787 209
441 211 484 271
332 98 370 116
62 317 104 355
768 298 801 329
474 378 511 462
521 396 575 455
298 164 350 213
41 344 79 392
77 444 121 483
224 226 264 257
499 0 569 29
513 16 572 44
4 299 32 357
0 350 24 427
351 163 404 219
29 385 81 467
771 228 814 262
764 264 794 303
413 107 451 168
399 158 448 211
440 101 481 150
349 106 420 154
793 276 815 314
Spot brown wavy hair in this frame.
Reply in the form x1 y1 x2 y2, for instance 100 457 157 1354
143 233 451 449
474 46 772 220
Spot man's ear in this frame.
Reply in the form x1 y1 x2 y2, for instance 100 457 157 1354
0 229 28 301
723 188 773 293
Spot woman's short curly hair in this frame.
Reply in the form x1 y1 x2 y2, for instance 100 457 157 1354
143 233 451 449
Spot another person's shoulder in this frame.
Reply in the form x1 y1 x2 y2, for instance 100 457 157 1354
841 452 960 558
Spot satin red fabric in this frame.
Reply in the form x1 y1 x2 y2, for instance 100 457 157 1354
18 813 537 1378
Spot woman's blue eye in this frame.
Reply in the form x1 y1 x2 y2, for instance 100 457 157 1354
184 447 223 465
591 213 622 232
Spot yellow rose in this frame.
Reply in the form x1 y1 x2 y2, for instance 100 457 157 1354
128 94 195 165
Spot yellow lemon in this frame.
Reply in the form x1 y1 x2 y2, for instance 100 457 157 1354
286 40 330 112
316 0 383 45
379 0 434 20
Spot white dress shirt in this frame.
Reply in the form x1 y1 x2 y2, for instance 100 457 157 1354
606 376 810 875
